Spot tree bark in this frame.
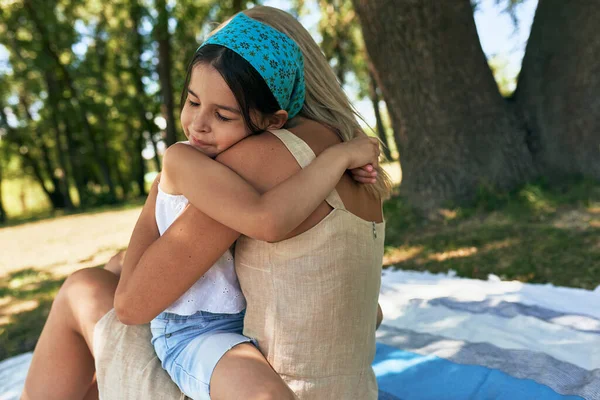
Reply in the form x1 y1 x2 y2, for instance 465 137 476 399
0 157 7 223
130 0 162 173
93 16 119 203
155 0 178 147
353 0 534 209
134 123 148 197
368 70 393 161
514 0 600 180
42 70 85 206
44 80 75 210
19 94 69 210
232 0 245 13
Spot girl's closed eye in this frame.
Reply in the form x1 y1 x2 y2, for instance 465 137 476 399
188 100 200 107
216 112 233 122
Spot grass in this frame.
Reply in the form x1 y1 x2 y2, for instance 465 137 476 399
0 177 599 361
0 268 67 360
383 178 600 289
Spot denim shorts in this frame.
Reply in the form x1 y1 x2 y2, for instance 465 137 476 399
150 309 252 400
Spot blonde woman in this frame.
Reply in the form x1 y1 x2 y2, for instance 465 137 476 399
23 6 391 400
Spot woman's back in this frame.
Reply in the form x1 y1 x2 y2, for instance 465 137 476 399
218 121 384 399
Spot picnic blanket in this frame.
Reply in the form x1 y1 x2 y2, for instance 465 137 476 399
375 269 600 400
2 269 599 399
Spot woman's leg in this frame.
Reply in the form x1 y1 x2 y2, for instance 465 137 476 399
210 343 297 400
22 267 118 400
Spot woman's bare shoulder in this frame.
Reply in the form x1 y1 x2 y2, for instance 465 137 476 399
287 119 342 156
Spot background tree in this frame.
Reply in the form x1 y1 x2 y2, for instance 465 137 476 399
0 128 9 223
154 0 178 147
514 0 600 182
3 0 594 220
353 0 541 210
318 0 396 160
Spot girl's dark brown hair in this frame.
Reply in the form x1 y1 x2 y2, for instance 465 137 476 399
180 44 280 134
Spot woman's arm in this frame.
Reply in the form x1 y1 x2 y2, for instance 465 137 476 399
161 136 379 242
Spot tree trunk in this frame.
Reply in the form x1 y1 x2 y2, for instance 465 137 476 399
19 94 68 210
368 70 393 161
42 70 85 205
135 125 148 197
514 0 600 181
148 132 162 171
46 89 75 210
155 0 178 147
232 0 245 13
352 0 534 209
124 116 147 197
114 157 129 199
93 17 119 203
130 1 162 173
0 158 7 223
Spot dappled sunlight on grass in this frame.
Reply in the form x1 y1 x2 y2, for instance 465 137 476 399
383 178 600 290
518 184 556 215
383 246 424 266
0 268 66 360
437 209 459 221
481 239 518 251
427 247 478 262
552 210 599 230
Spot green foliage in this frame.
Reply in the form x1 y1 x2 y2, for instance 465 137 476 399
0 0 231 217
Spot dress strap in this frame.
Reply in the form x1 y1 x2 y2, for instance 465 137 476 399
270 129 346 210
270 129 315 168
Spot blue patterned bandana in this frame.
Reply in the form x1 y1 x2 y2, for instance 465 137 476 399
200 13 305 118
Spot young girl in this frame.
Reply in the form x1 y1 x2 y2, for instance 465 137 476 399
118 13 380 399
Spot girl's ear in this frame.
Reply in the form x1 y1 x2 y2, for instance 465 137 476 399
264 110 288 130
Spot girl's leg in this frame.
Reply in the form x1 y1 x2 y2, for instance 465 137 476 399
22 268 118 400
210 343 297 400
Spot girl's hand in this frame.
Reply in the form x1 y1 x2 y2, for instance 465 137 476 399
350 164 378 184
341 136 381 170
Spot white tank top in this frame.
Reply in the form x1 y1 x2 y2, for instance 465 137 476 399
155 185 246 315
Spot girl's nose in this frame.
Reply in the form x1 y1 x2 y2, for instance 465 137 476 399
192 109 210 132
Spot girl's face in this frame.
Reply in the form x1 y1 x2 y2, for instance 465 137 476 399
180 64 252 158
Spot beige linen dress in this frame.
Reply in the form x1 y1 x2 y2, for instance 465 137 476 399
235 129 384 399
94 129 385 399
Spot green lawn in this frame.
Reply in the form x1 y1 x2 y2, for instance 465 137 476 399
383 179 600 289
